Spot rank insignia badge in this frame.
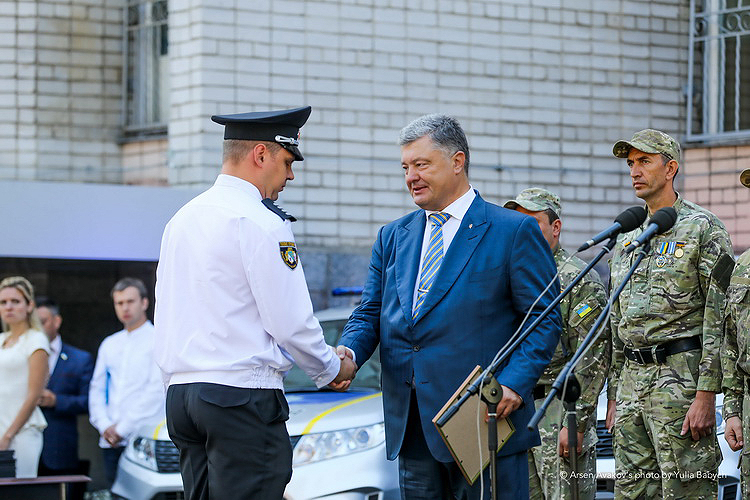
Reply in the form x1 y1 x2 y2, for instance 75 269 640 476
279 241 298 269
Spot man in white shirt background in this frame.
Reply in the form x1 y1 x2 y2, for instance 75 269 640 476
154 106 356 500
89 278 164 492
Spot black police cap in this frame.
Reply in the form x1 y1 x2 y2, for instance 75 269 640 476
211 106 312 161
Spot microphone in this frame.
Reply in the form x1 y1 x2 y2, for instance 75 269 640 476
577 206 647 252
623 207 677 254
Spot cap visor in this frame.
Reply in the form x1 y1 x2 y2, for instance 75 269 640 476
508 200 546 212
613 139 663 158
281 144 304 161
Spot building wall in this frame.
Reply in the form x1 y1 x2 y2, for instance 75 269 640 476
683 146 750 254
167 0 692 253
122 138 168 185
0 0 123 182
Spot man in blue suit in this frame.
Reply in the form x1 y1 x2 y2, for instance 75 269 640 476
36 298 94 500
337 114 562 499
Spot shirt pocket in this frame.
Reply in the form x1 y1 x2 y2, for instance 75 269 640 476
647 245 700 315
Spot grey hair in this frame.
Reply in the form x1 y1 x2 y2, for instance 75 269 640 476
398 114 470 174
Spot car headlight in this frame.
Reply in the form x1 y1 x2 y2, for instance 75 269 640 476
716 404 725 435
292 423 385 466
125 436 159 471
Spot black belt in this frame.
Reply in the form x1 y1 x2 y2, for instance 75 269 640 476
533 384 548 400
624 336 702 365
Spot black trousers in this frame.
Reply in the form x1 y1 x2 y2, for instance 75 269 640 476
166 383 292 500
102 446 124 489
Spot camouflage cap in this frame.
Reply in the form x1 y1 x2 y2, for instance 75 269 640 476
741 169 750 188
612 129 681 162
503 187 562 217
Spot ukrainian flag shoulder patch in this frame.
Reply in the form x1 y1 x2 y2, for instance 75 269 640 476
575 303 593 319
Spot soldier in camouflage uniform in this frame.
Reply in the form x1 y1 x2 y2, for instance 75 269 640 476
607 129 734 499
504 188 610 500
721 168 750 498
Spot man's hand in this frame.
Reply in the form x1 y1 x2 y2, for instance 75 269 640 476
38 389 57 408
328 346 357 391
606 399 616 433
558 426 584 457
725 415 744 451
103 424 123 447
681 390 716 441
0 435 10 451
496 385 522 419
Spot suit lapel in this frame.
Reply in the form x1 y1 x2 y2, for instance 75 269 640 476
394 212 425 327
413 195 489 324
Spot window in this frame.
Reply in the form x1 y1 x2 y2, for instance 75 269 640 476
124 0 169 135
687 0 750 142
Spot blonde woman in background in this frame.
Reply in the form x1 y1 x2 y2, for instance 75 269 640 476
0 276 49 478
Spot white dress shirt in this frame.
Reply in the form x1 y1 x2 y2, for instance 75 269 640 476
88 320 164 447
154 174 340 390
48 334 62 375
412 187 476 311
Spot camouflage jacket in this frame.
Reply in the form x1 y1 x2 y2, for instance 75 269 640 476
537 246 610 430
607 195 734 399
721 249 750 418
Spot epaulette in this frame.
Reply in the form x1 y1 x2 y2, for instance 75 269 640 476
262 198 297 222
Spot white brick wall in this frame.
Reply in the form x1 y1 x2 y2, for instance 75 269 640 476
0 0 122 183
1 0 692 255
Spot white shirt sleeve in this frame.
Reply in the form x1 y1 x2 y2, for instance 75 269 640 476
88 340 113 435
115 355 164 440
242 219 341 388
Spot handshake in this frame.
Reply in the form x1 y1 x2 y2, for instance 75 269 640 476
328 345 358 391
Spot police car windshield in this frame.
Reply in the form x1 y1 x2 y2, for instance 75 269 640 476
284 319 381 392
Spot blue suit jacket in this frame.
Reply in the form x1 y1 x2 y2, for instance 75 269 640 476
41 342 94 470
340 193 562 462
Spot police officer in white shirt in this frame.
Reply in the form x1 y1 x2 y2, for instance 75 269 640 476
89 277 164 490
154 106 357 500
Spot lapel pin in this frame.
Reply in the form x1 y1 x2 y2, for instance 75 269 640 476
61 352 68 361
469 224 473 229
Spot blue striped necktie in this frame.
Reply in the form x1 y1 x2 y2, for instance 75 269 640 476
413 212 450 319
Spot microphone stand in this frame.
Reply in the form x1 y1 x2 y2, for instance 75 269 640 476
434 238 617 499
528 242 651 500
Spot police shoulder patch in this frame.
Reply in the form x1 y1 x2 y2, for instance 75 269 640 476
279 241 298 269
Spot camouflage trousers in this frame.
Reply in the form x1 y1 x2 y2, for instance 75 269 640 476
614 350 720 500
528 395 597 500
741 393 750 500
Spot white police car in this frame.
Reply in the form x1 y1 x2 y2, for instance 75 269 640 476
112 304 399 500
593 391 741 500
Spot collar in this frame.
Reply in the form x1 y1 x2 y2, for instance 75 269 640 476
645 191 683 217
424 186 475 222
215 174 262 200
124 320 153 337
50 335 62 354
